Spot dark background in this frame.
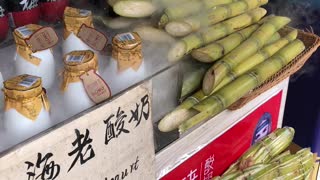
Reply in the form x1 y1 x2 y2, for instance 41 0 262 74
266 0 320 153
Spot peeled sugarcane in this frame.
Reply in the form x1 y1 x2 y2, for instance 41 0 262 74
212 30 298 93
168 8 267 62
158 89 207 132
113 0 156 18
94 16 144 29
133 25 176 44
202 16 291 95
165 0 268 37
179 40 305 133
180 64 211 100
159 0 237 27
191 24 259 63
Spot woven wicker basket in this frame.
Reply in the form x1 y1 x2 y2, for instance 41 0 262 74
228 27 320 110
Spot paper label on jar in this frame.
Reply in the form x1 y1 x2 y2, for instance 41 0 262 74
78 24 108 51
80 70 111 104
79 9 91 17
66 54 85 63
16 26 34 38
117 32 135 42
25 27 59 52
18 75 39 88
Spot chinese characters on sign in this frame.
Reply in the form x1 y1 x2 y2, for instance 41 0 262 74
104 95 150 145
25 153 60 180
22 94 151 180
181 155 215 180
68 129 95 172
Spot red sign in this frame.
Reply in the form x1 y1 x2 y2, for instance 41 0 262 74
161 91 283 180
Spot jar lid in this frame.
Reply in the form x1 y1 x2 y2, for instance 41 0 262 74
63 6 93 39
13 24 42 46
3 74 43 100
112 32 142 50
63 50 98 72
64 6 92 18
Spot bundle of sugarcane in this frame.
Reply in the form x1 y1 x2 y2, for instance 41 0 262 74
158 0 237 27
191 25 281 63
219 152 314 180
212 30 298 93
167 8 267 62
178 40 305 133
202 16 291 95
215 128 315 180
158 30 280 132
165 0 268 37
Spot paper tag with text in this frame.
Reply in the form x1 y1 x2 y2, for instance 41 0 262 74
80 70 111 103
78 24 108 51
25 27 59 52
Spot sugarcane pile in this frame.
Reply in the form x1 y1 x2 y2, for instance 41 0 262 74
213 127 316 180
105 1 308 133
155 1 308 133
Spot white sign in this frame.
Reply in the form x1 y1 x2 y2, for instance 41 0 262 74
0 81 155 180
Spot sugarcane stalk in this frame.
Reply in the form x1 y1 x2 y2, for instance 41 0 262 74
220 164 268 180
191 24 260 63
154 0 192 8
179 40 305 132
212 30 297 93
202 16 291 95
266 32 281 45
133 25 176 44
113 0 156 18
180 64 210 100
249 148 314 180
159 0 237 27
270 150 291 163
108 0 118 6
165 0 268 37
94 15 143 29
158 89 208 132
168 8 267 62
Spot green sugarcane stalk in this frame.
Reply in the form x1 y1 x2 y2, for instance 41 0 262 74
191 24 260 63
202 16 291 95
265 32 281 45
212 30 297 93
165 0 268 37
159 0 237 27
180 64 211 100
270 150 291 163
219 164 268 180
168 8 267 62
249 148 314 180
179 40 305 133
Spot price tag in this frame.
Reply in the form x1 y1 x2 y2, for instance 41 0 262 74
78 24 108 51
25 27 59 52
18 76 39 88
80 70 111 104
